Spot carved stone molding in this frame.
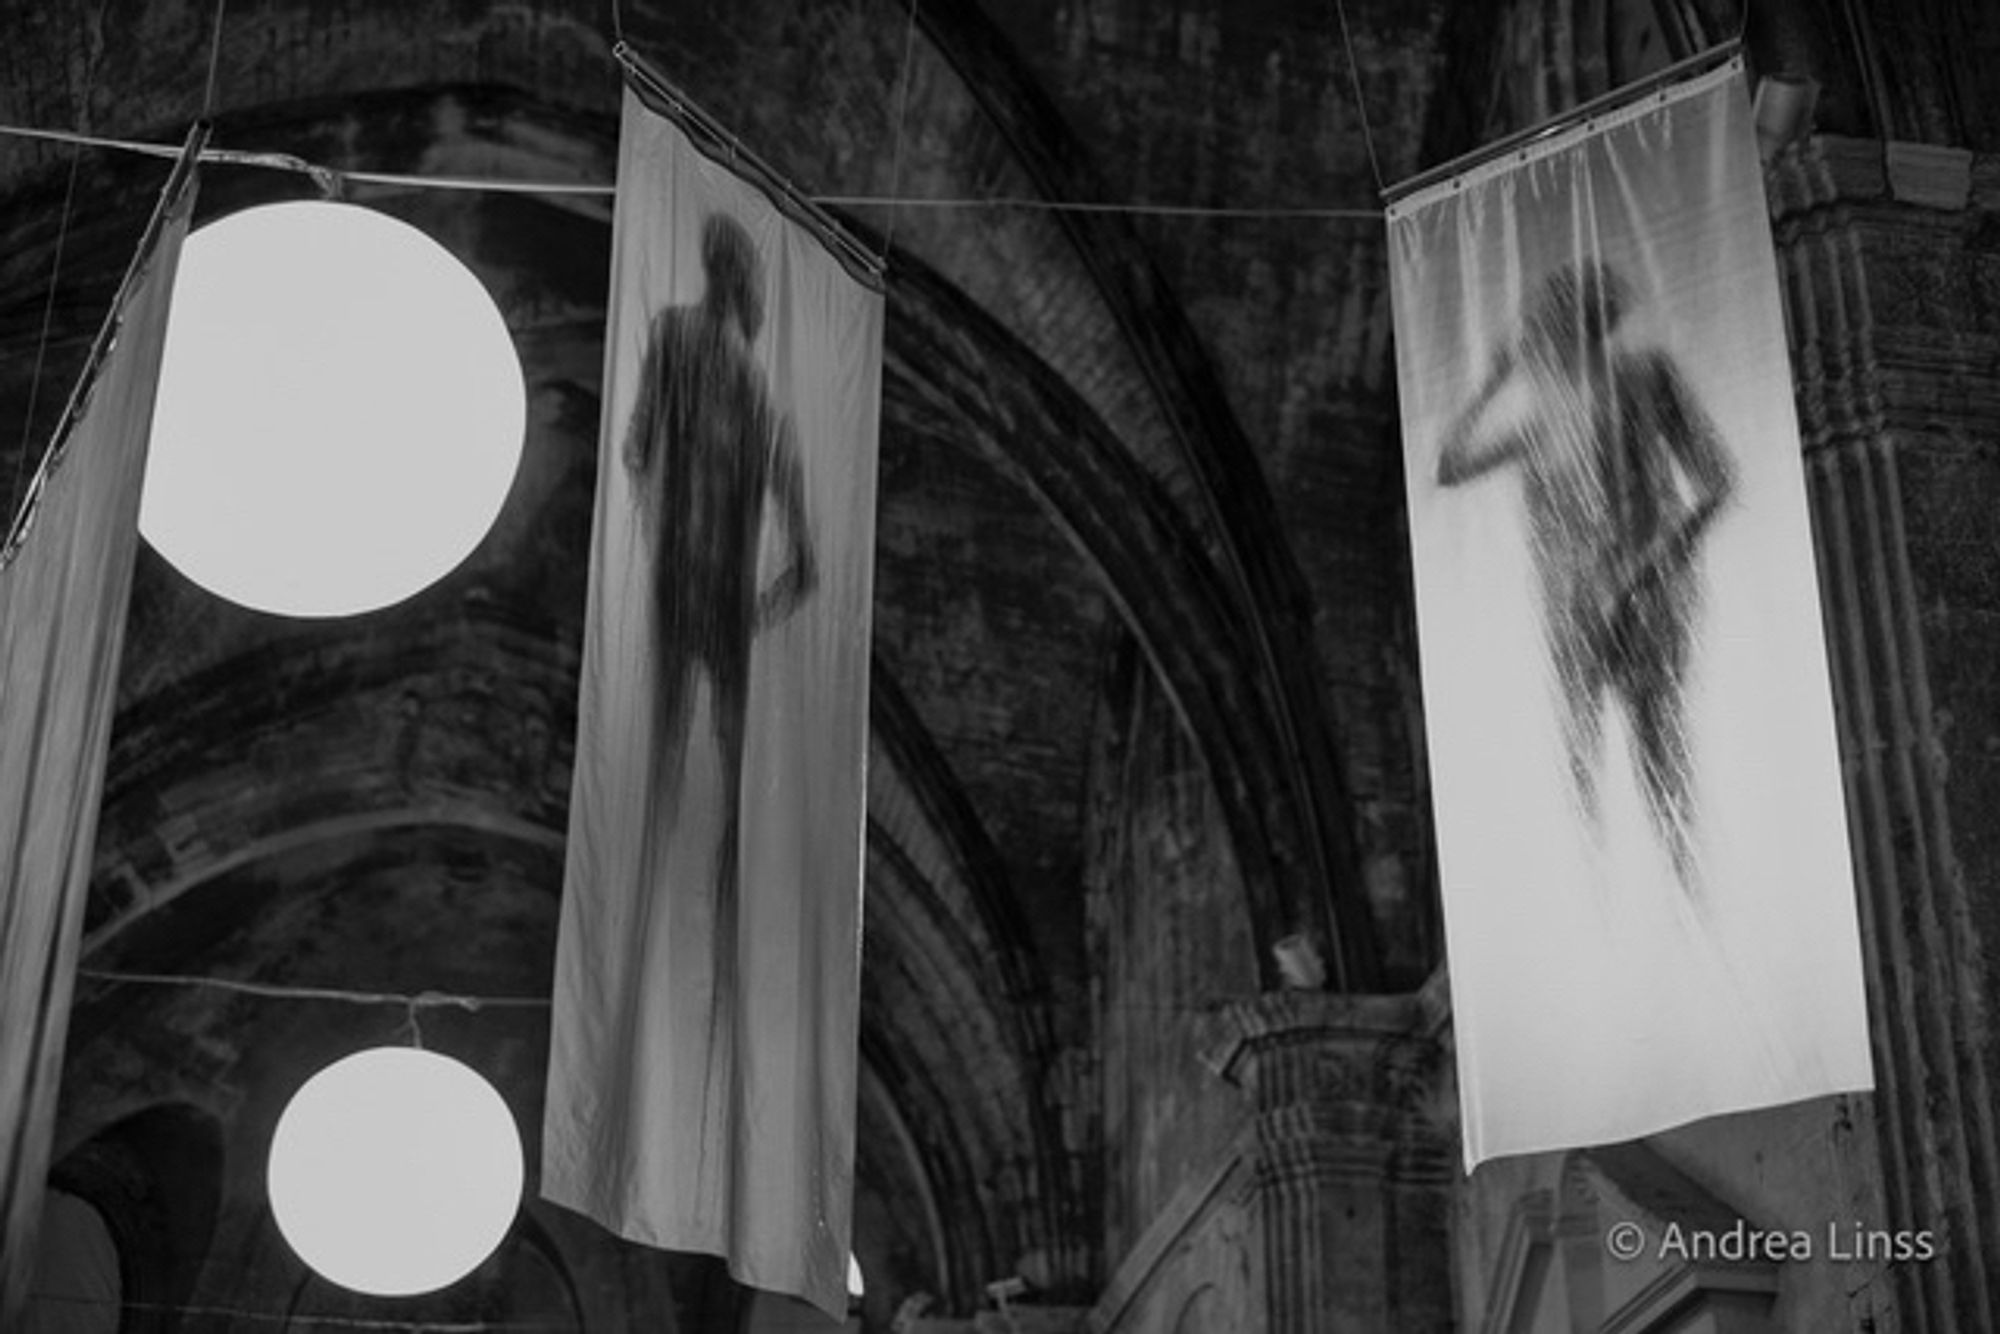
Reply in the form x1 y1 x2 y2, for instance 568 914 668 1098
1763 132 2000 1334
1200 991 1452 1333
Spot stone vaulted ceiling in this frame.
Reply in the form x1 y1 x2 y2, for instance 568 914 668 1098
2 0 1911 1323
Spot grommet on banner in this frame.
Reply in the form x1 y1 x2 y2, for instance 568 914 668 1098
1383 39 1743 206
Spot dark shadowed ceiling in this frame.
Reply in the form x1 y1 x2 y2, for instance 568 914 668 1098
3 0 1974 1323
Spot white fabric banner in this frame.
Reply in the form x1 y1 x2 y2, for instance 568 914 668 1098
543 87 881 1318
1387 62 1872 1168
0 172 193 1322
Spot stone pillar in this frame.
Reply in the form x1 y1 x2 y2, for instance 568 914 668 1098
1768 133 2000 1333
1201 992 1453 1334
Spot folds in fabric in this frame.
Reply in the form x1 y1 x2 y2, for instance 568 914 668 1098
543 86 882 1319
1386 62 1872 1168
0 161 196 1324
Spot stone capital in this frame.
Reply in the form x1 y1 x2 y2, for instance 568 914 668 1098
1200 989 1454 1189
1196 991 1454 1332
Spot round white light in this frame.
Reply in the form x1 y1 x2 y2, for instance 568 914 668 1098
267 1047 523 1296
142 201 525 617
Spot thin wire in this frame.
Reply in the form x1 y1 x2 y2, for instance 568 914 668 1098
76 968 550 1011
1384 39 1741 205
825 193 1383 220
26 1294 578 1331
10 0 111 522
0 119 1385 218
8 147 82 522
0 121 179 157
883 0 920 259
201 0 227 118
3 124 205 568
1329 0 1386 194
74 968 1294 1019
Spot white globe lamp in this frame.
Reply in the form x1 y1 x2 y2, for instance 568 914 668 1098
266 1046 524 1296
142 200 526 617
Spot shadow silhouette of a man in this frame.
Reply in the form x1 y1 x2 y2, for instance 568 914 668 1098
623 211 816 914
1437 260 1734 887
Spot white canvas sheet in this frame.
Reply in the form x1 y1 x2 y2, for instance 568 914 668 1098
0 173 193 1321
1387 62 1872 1168
543 87 882 1318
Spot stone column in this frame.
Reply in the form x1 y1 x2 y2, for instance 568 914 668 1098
1201 991 1453 1334
1769 132 2000 1333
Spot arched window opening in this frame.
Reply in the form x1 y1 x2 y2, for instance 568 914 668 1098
284 1221 584 1333
24 1189 122 1334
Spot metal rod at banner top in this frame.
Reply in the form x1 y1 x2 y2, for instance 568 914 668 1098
612 43 888 290
1 121 210 569
1382 39 1743 207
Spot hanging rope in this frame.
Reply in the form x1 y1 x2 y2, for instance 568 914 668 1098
73 967 1334 1020
76 968 550 1013
23 1294 579 1332
824 192 1382 220
7 148 82 525
882 0 921 260
6 0 121 529
1329 0 1386 195
0 118 1385 218
201 0 228 118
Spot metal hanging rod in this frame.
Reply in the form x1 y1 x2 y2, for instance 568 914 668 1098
1383 39 1743 207
2 121 209 569
612 41 888 289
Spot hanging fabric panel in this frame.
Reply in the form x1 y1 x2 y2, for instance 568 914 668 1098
543 82 882 1320
1386 61 1872 1168
0 146 199 1323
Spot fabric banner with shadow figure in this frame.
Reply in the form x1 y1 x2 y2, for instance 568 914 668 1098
0 155 197 1323
1385 60 1871 1169
542 84 882 1319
